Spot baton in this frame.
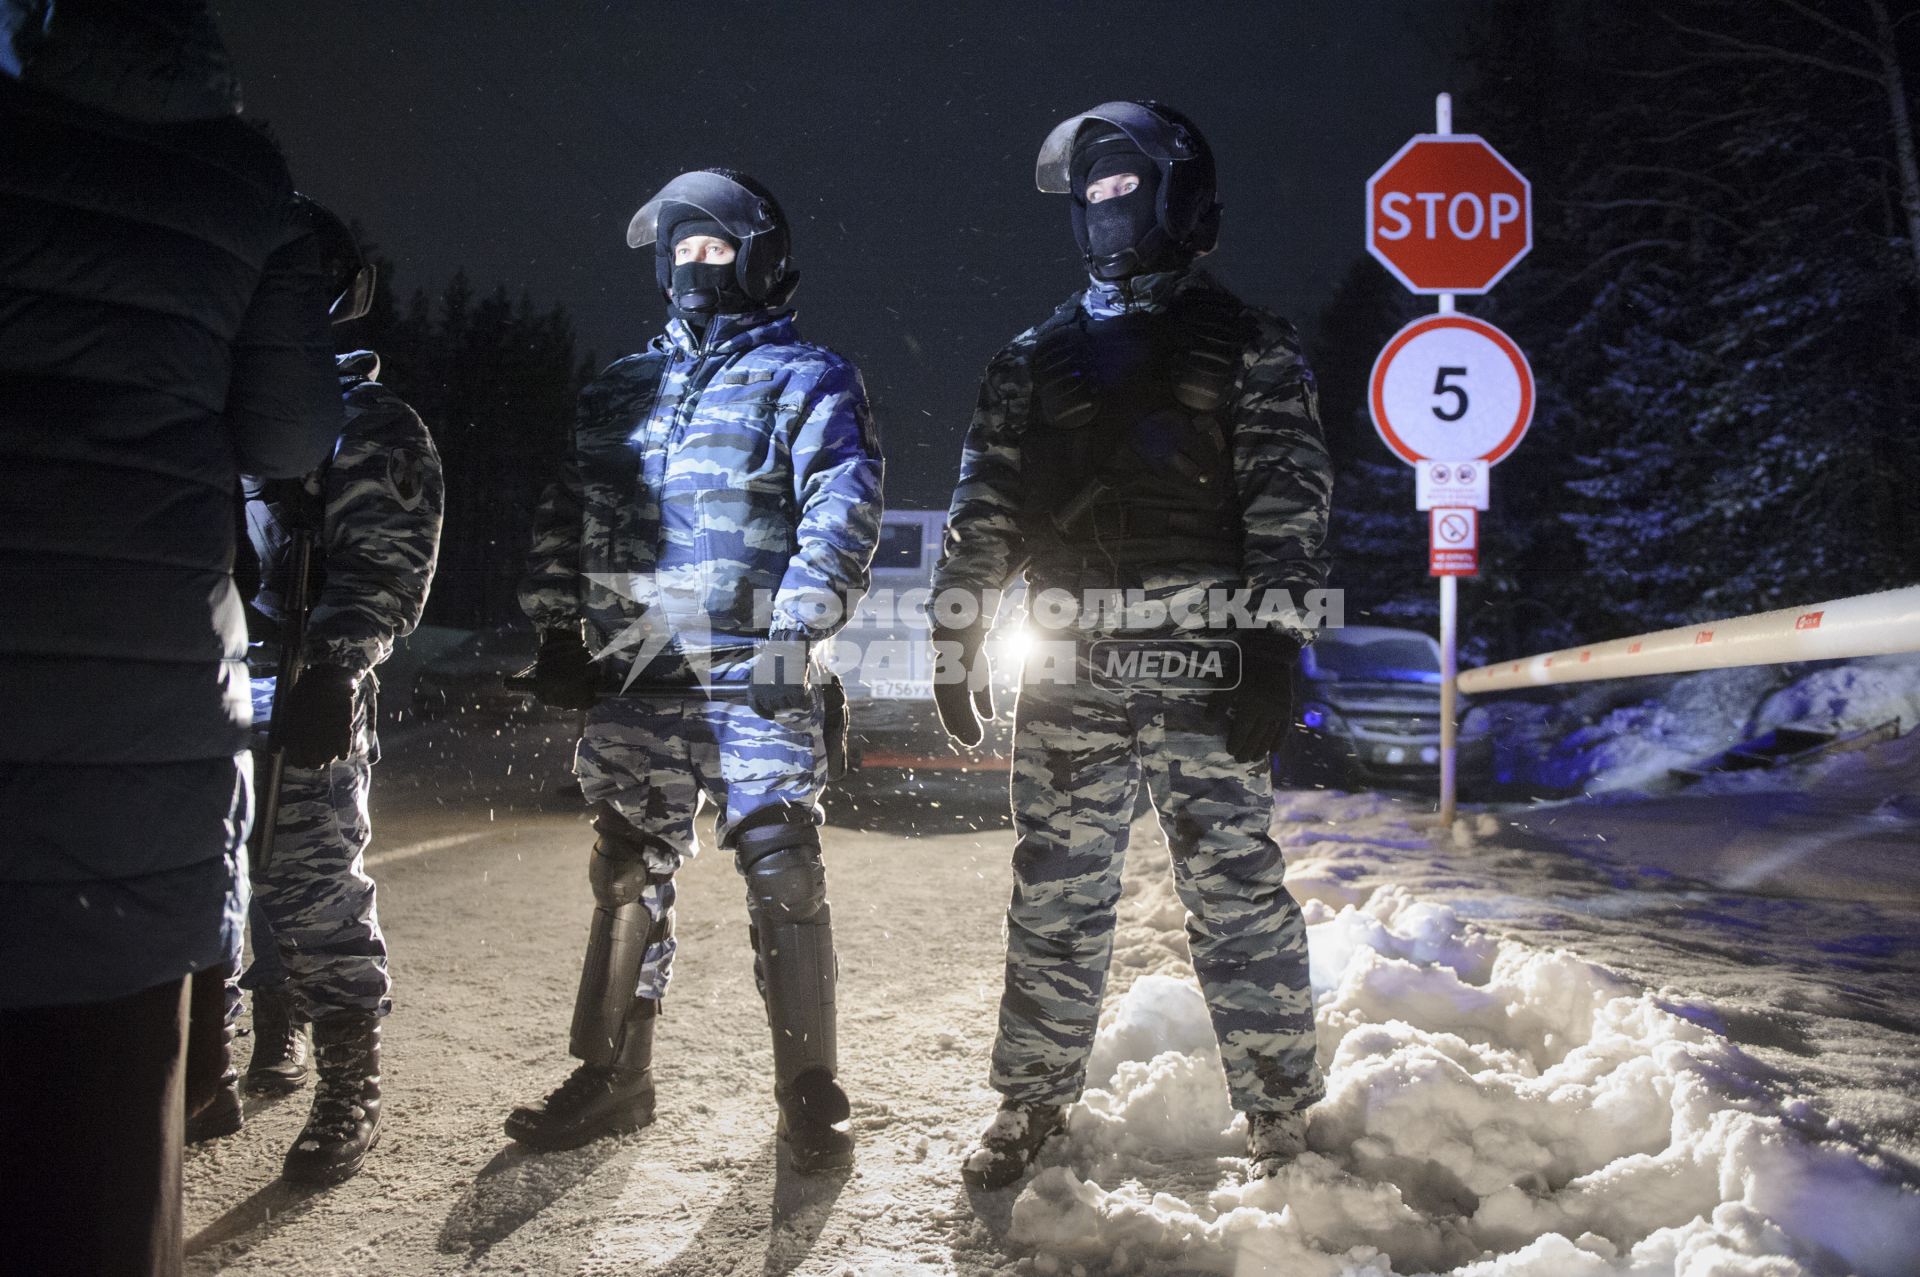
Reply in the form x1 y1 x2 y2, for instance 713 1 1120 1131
251 527 315 876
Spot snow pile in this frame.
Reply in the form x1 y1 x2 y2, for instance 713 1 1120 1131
1472 655 1920 796
1523 666 1782 795
1751 655 1920 739
1000 833 1920 1276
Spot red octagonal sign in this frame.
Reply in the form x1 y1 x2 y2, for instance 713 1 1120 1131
1367 135 1531 294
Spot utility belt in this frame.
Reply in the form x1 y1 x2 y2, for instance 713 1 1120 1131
579 669 853 783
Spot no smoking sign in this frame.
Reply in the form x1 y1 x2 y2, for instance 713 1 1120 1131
1429 506 1478 577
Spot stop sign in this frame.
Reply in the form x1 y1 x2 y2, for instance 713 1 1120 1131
1367 135 1531 294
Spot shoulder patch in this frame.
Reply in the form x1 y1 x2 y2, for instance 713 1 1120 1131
388 447 429 511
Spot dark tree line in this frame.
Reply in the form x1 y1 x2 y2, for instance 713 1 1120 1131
344 243 592 629
1313 0 1920 662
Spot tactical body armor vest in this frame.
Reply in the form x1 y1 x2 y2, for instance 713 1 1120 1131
1020 287 1252 591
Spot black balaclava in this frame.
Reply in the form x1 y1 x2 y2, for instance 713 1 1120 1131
660 206 750 318
1082 150 1159 270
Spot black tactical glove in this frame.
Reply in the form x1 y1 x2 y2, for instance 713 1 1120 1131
1213 630 1299 764
748 636 812 719
527 626 602 710
931 624 995 747
279 663 359 769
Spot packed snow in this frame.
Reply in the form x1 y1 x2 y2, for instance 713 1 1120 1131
987 793 1920 1276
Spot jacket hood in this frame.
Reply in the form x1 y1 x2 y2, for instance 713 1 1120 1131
1 0 240 121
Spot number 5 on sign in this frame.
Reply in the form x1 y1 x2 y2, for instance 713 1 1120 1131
1369 314 1533 465
1431 367 1468 421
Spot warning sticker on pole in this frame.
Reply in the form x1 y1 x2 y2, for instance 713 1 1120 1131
1429 506 1479 576
1415 459 1490 511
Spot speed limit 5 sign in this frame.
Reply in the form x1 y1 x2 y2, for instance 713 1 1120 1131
1369 313 1534 465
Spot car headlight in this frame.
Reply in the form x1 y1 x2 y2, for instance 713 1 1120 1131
1300 701 1343 732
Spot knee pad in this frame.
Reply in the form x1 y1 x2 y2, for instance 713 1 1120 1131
588 805 670 908
730 811 822 917
745 846 828 921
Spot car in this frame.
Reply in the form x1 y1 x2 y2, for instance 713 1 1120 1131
410 624 551 721
1278 624 1492 792
831 508 1025 768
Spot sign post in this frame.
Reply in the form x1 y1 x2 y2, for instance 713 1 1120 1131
1365 92 1533 825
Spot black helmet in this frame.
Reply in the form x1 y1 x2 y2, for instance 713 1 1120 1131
292 194 375 324
1036 100 1221 277
626 168 799 309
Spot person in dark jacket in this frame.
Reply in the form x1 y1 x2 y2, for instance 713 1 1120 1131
0 2 342 1272
212 202 444 1188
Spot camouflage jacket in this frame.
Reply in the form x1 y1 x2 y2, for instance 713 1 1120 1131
244 350 445 676
519 308 884 679
932 268 1332 640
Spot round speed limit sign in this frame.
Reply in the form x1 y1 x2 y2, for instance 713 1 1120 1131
1368 313 1533 464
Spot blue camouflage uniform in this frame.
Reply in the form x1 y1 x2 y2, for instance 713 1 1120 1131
520 306 882 1009
934 267 1332 1116
242 349 444 1019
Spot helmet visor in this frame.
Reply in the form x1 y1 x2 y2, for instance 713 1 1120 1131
1035 101 1196 194
331 263 376 325
627 171 781 249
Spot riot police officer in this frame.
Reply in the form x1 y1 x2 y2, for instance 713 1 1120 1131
932 102 1332 1189
213 198 445 1187
508 169 883 1174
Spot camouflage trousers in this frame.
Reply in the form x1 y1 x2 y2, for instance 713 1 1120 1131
992 666 1322 1115
572 692 826 1005
240 676 389 1018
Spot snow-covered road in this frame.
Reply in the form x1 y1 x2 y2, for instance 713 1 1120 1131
181 719 1920 1275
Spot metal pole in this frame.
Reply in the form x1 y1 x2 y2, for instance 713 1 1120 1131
1439 575 1458 824
1434 90 1459 825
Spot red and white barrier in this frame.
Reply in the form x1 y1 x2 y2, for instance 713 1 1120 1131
1458 586 1920 693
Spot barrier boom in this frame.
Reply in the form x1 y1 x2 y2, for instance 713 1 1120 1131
1458 585 1920 694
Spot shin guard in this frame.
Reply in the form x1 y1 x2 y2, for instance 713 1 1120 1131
569 824 674 1072
735 815 844 1120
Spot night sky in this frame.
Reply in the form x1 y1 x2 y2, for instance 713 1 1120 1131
215 2 1464 508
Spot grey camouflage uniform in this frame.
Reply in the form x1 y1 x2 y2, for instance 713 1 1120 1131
242 349 444 1018
934 268 1331 1115
520 307 881 1009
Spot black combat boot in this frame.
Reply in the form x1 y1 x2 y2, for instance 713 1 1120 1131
281 1011 381 1185
776 1065 853 1175
961 1100 1068 1191
244 985 310 1095
1246 1110 1309 1181
505 1019 657 1152
184 1075 243 1144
